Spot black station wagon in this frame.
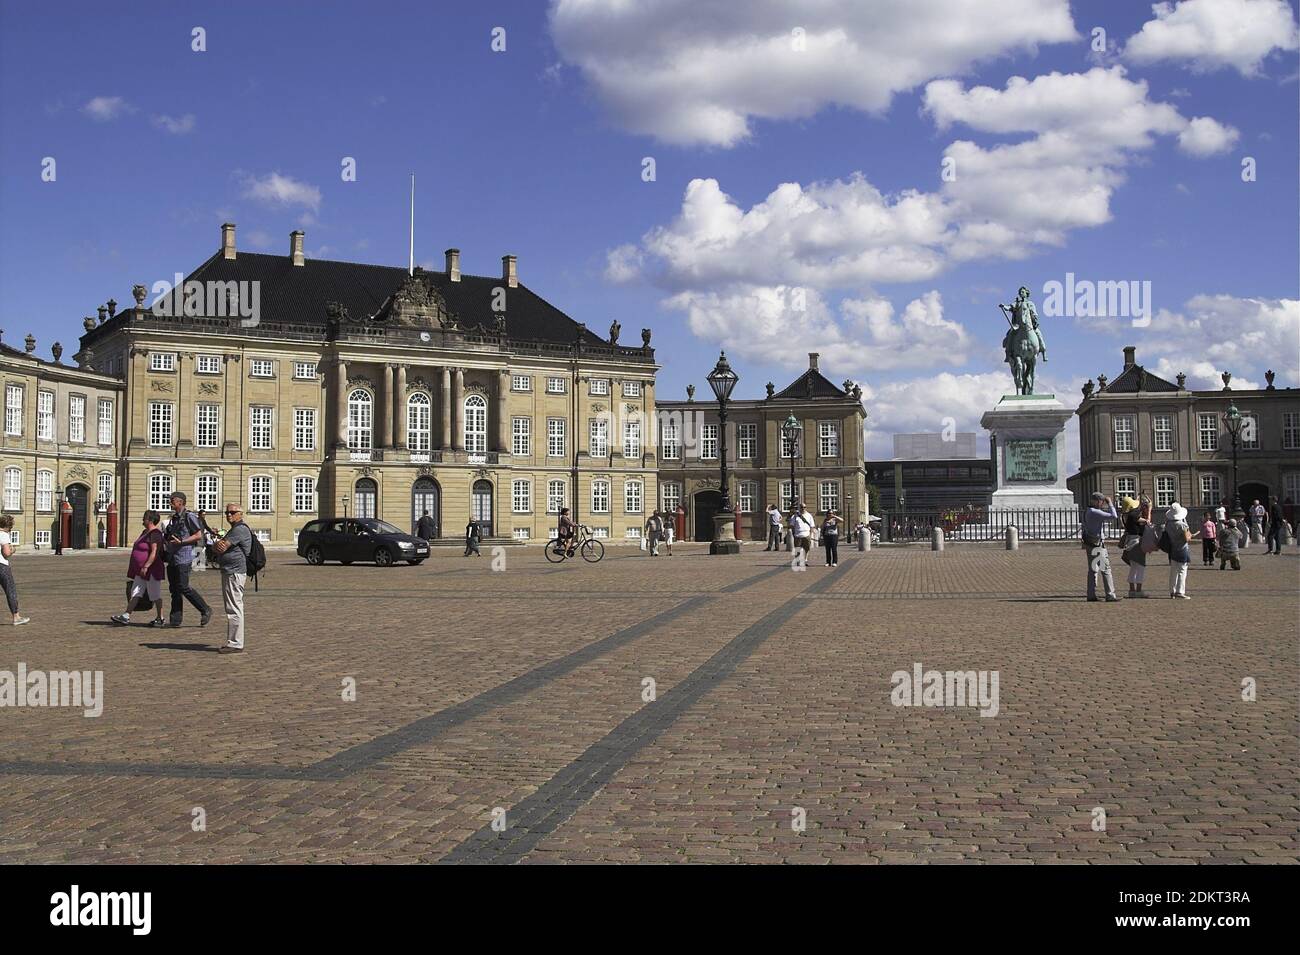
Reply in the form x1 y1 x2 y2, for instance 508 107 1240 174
296 518 430 567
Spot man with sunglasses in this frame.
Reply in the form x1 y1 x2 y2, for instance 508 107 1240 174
211 502 253 654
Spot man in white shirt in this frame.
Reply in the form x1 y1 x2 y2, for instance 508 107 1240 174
789 504 813 558
764 505 782 551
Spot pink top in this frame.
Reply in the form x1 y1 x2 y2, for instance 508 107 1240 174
1202 520 1217 539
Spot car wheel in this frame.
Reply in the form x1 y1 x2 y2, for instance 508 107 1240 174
305 545 325 566
374 548 394 567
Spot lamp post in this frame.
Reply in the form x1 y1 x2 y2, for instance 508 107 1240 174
782 413 802 512
341 494 351 521
54 485 64 555
1223 402 1244 519
706 352 740 554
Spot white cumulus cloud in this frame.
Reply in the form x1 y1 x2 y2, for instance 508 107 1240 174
1124 0 1300 75
152 113 196 135
240 172 322 212
82 96 134 121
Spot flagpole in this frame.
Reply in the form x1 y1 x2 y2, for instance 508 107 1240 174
408 174 415 276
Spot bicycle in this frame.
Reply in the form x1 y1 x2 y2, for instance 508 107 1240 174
544 524 605 563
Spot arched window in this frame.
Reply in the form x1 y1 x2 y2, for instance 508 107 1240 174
347 389 373 451
464 394 487 453
354 478 377 519
407 392 431 453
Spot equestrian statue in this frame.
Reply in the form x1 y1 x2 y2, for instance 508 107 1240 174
999 286 1048 395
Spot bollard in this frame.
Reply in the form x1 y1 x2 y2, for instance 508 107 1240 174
1005 525 1019 551
930 526 944 552
860 526 871 551
784 528 793 552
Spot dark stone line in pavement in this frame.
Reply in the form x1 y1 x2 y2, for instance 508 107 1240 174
437 560 849 864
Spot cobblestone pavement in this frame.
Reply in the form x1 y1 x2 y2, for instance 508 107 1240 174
0 542 1295 863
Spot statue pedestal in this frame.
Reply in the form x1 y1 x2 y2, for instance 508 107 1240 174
980 395 1076 511
709 513 741 555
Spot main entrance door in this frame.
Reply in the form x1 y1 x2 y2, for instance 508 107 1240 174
66 483 90 549
471 479 493 537
694 489 722 542
412 478 440 537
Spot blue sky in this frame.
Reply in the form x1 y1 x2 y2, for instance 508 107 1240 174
2 0 1297 465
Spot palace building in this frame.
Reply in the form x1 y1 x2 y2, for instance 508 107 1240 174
656 353 868 541
64 223 660 546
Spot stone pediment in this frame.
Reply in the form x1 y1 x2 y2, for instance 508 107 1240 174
383 269 459 330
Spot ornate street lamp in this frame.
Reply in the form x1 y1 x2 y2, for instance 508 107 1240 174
54 484 64 555
782 413 802 513
1223 402 1244 519
706 352 741 554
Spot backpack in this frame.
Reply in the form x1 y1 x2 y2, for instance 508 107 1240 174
245 532 267 582
1157 528 1172 555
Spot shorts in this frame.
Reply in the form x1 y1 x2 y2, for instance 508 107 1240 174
130 575 162 603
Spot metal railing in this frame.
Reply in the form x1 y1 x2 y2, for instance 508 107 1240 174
878 507 1130 542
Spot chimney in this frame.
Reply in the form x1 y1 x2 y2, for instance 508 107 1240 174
808 352 820 372
221 222 236 260
1123 345 1136 370
290 230 305 267
445 248 461 282
502 254 517 288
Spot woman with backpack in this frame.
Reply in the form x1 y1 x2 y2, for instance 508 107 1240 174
1163 502 1195 600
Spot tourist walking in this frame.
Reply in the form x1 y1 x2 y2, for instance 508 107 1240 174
789 503 813 559
1266 496 1285 554
1118 495 1150 597
0 514 29 626
464 518 482 557
644 511 663 556
1164 502 1194 599
1218 518 1242 570
663 514 675 556
1250 499 1266 541
764 504 782 551
416 509 437 541
110 511 167 627
1082 492 1119 602
164 491 213 628
821 510 840 567
211 502 253 653
1200 512 1217 565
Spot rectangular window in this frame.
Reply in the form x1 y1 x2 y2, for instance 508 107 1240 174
196 354 222 375
623 418 642 457
294 408 316 451
512 417 531 456
293 476 316 513
547 479 566 514
1199 473 1222 507
589 379 608 396
4 384 22 436
2 467 19 510
820 480 840 514
622 380 641 398
739 480 756 514
149 402 173 446
1114 476 1136 500
546 376 566 394
1155 475 1176 508
37 390 53 441
1198 413 1218 452
148 473 173 512
149 352 175 372
1285 473 1300 507
512 479 531 513
547 418 566 457
249 406 273 450
512 527 530 541
196 474 220 513
97 398 114 445
36 470 53 512
738 423 757 459
98 472 114 506
1113 414 1135 453
511 375 531 392
35 530 50 548
624 480 643 514
701 423 718 460
1284 412 1300 450
818 421 839 458
1241 412 1259 450
591 480 610 514
68 394 86 443
293 361 317 380
660 482 680 514
1152 414 1172 452
249 475 272 513
660 418 680 459
195 404 220 448
250 359 274 378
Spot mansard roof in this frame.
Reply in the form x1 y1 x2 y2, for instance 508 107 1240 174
771 367 848 400
1103 364 1180 393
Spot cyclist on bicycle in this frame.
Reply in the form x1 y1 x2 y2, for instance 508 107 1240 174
557 507 577 557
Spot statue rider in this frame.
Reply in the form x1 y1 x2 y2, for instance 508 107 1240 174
1001 286 1047 363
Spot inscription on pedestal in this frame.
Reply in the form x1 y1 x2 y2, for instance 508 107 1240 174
1005 439 1056 482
